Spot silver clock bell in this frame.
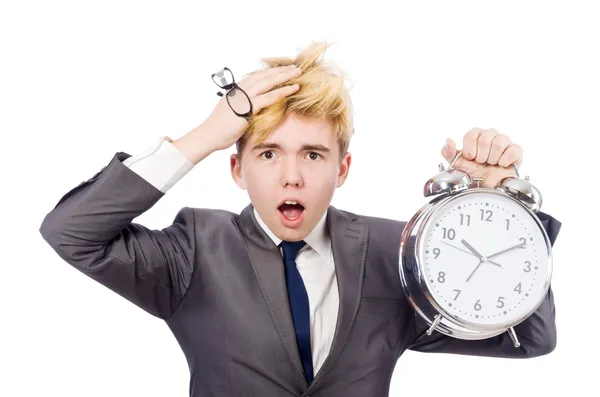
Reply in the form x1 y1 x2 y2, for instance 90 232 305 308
424 150 543 212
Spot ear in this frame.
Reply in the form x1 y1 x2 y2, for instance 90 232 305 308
335 152 352 188
230 154 246 189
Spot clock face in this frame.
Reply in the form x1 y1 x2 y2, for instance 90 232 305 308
421 190 551 328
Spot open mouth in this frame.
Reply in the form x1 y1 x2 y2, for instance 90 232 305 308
278 200 305 224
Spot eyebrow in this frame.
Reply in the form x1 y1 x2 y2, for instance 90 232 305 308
251 142 331 153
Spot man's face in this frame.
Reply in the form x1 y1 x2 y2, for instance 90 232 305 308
230 112 351 242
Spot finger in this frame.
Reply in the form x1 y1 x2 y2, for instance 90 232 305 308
487 134 511 165
462 128 482 160
497 144 523 167
475 129 499 164
441 137 457 163
239 65 297 90
250 66 303 96
253 83 300 111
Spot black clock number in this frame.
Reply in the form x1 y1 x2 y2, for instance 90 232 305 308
442 227 456 240
514 282 522 294
497 296 505 308
519 237 527 248
474 299 482 311
524 261 532 272
480 209 493 222
453 289 461 300
437 271 446 283
433 248 441 259
460 214 471 226
505 218 510 231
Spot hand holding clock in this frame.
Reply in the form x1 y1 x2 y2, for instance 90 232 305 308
440 128 524 188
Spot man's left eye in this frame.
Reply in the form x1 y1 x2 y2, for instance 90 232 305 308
307 152 321 160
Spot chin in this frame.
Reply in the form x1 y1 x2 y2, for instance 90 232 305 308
273 223 308 242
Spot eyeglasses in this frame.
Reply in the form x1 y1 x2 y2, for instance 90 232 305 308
211 67 253 119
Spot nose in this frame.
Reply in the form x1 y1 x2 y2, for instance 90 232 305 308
280 157 304 187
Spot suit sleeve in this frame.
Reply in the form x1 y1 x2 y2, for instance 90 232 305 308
39 151 197 319
407 211 562 358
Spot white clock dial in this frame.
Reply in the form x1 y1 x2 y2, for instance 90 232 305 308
421 191 550 328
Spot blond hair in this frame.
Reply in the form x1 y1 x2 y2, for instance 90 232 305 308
236 41 354 159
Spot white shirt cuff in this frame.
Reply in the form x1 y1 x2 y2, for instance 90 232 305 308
122 136 194 193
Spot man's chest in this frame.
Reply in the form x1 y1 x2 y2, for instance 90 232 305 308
166 242 414 368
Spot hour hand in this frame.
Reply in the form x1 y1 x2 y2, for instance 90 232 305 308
460 239 485 261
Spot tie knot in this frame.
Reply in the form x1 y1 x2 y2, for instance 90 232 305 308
280 240 306 262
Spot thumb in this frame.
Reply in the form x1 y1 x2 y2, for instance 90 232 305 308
441 138 457 162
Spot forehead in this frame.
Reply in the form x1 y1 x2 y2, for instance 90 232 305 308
251 113 336 147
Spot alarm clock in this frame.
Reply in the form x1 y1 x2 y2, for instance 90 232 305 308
398 150 553 347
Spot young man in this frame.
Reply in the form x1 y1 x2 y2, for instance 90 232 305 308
39 42 562 397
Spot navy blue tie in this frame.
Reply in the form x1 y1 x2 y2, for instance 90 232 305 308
280 240 313 384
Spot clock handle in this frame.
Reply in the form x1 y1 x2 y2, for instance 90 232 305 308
508 327 521 348
448 150 520 178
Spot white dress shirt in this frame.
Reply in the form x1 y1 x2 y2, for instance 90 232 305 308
122 136 340 376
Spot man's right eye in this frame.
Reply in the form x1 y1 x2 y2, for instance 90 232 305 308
260 150 275 160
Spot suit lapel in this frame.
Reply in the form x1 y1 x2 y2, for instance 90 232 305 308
238 204 308 388
307 205 368 390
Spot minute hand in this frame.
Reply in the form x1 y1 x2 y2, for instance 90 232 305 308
486 241 527 260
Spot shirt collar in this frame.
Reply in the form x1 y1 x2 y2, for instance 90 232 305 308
253 207 331 260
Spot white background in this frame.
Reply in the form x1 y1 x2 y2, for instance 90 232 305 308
1 1 597 396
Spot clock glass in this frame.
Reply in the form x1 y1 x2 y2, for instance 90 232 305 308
420 190 551 328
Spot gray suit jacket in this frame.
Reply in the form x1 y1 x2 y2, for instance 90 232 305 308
39 152 562 397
